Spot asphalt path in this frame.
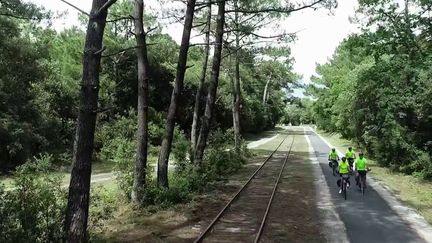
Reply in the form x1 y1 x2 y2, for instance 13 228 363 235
306 129 426 243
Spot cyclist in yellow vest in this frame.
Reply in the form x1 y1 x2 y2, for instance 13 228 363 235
328 148 339 168
337 157 350 193
346 147 356 171
355 152 369 187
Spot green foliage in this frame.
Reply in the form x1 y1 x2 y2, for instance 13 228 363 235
0 159 66 243
101 137 135 198
205 146 247 178
310 0 432 179
88 185 119 233
0 15 51 171
142 175 192 208
172 129 190 172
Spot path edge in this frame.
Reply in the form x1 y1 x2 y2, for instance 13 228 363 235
310 126 432 243
304 127 349 243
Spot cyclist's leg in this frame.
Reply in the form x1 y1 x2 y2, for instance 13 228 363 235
359 171 367 187
341 174 350 187
355 171 360 186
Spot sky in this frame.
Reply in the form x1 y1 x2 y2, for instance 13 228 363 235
29 0 359 86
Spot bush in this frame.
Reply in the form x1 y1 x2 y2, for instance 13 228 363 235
100 137 135 199
142 175 192 208
0 158 67 243
88 185 119 234
205 147 246 178
408 150 432 180
208 128 235 147
95 110 137 151
172 128 190 172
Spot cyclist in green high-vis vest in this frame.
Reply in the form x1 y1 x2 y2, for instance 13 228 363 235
355 152 369 187
345 147 356 171
328 148 339 168
337 157 351 193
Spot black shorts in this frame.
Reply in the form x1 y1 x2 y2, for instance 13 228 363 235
347 158 354 166
358 170 367 177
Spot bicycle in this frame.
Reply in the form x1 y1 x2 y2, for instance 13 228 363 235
329 159 338 176
341 174 349 200
358 168 371 195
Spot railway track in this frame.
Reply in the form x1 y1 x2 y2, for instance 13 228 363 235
195 134 295 243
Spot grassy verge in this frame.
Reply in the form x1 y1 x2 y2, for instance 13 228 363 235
316 129 432 225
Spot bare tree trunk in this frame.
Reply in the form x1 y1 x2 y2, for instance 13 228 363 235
65 0 114 241
194 0 226 165
131 0 150 204
232 0 241 149
263 78 271 105
191 0 211 160
157 0 196 188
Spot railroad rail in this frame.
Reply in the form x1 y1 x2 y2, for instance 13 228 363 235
194 134 295 243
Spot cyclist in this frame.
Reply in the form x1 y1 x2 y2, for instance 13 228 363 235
346 146 356 172
355 152 369 187
328 148 339 168
337 157 351 193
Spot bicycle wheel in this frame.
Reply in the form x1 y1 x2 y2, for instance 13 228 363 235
332 163 336 176
343 180 347 200
361 177 365 195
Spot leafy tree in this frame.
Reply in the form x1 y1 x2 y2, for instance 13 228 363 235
310 0 432 179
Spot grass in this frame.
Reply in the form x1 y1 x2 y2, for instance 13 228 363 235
317 129 432 225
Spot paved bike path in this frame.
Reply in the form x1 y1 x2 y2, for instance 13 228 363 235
307 130 426 243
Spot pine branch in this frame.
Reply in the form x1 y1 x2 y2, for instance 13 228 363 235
225 0 325 14
59 0 90 16
95 0 118 16
107 15 134 23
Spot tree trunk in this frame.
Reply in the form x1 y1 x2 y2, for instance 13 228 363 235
191 0 211 160
194 0 226 164
64 0 111 241
131 0 150 204
157 0 196 188
232 0 241 149
263 78 271 105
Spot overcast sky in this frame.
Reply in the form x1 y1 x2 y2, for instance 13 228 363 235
29 0 359 84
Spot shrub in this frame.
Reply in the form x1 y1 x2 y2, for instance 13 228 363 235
408 150 432 180
172 129 190 172
100 137 135 199
142 175 192 208
88 185 119 234
0 158 66 243
205 147 246 178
